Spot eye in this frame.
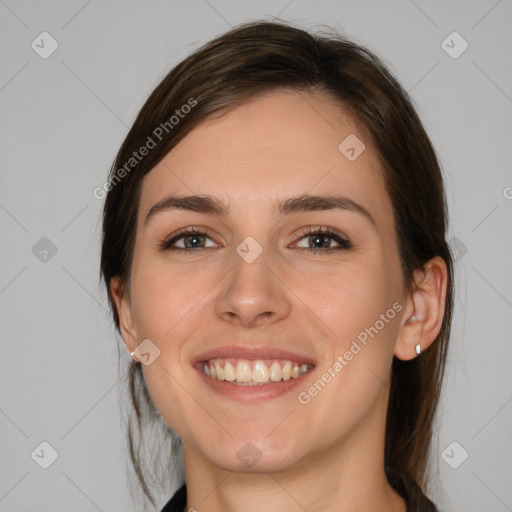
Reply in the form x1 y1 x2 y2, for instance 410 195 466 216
159 225 352 255
158 226 217 254
292 226 352 254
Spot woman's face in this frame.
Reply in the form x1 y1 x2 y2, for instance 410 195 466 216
115 90 409 473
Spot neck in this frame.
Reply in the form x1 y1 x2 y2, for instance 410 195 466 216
183 453 405 512
181 391 406 512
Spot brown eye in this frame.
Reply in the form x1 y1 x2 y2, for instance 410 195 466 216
293 227 352 254
159 227 217 252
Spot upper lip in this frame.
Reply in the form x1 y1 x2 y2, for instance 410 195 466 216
192 345 316 366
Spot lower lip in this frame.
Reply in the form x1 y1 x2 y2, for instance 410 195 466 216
194 365 312 402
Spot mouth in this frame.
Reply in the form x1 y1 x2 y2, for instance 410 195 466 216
201 358 314 385
193 346 316 401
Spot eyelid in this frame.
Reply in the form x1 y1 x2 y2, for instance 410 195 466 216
293 225 349 241
159 224 352 253
291 225 351 250
158 225 219 250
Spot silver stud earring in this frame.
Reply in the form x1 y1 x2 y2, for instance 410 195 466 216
415 344 421 356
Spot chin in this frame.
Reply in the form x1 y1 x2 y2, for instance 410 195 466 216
200 436 305 475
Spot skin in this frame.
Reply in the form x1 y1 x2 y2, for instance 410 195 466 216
111 90 448 512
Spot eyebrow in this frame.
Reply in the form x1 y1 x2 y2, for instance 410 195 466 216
144 193 376 227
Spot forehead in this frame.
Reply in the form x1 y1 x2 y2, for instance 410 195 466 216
139 90 392 228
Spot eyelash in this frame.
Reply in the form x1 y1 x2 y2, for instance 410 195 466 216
158 225 352 255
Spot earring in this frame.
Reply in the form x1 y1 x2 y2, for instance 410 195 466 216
129 350 138 362
415 344 421 356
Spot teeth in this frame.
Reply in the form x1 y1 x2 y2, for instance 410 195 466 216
282 361 291 380
214 362 224 380
236 361 252 382
224 361 236 381
203 358 312 384
269 361 282 381
252 360 269 383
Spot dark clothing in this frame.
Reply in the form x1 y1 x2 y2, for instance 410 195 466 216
161 480 439 511
161 484 187 512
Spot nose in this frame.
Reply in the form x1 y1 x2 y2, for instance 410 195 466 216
214 243 292 328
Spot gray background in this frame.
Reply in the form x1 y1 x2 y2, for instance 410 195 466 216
1 0 511 511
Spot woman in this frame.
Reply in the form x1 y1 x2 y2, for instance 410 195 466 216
100 20 453 512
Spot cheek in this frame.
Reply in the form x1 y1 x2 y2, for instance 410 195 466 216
139 363 201 449
130 256 212 340
308 258 392 342
129 261 212 437
306 259 400 413
293 267 398 442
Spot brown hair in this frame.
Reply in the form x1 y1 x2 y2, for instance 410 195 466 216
100 20 453 508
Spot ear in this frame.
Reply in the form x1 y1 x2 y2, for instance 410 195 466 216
110 276 139 359
394 256 448 361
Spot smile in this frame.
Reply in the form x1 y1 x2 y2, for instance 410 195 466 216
202 358 314 385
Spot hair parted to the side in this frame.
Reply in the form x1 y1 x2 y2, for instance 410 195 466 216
100 19 454 507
